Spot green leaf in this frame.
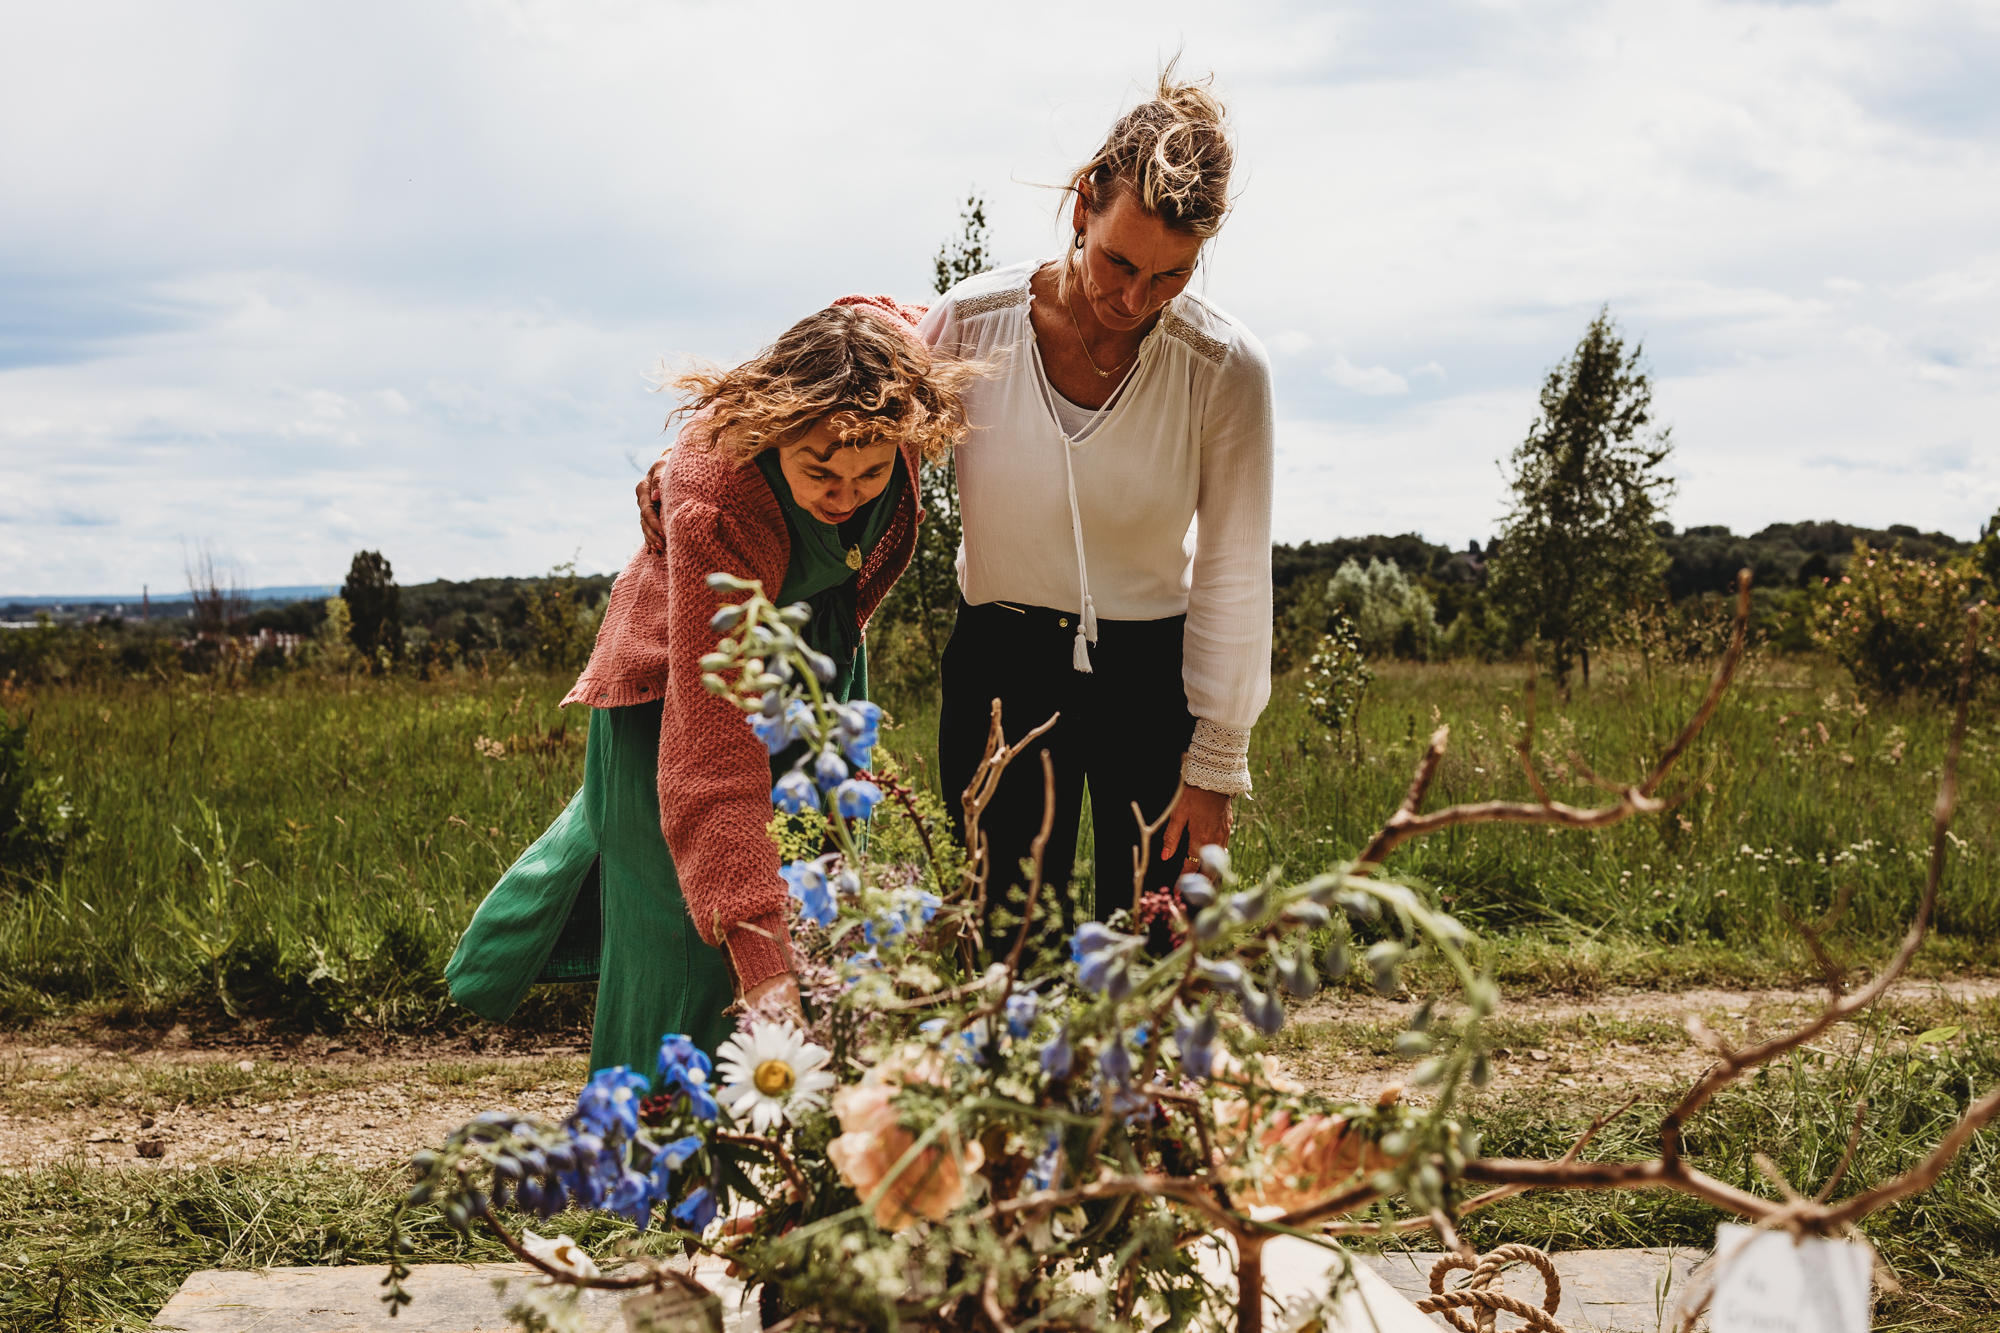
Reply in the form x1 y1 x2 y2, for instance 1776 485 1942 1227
1913 1026 1961 1045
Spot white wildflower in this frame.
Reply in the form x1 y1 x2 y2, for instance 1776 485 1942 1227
716 1018 836 1133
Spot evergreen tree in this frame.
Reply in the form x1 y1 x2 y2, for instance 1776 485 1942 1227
874 194 991 698
341 550 403 664
1488 309 1675 688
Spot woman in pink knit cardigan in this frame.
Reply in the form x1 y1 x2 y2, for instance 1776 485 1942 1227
447 297 972 1075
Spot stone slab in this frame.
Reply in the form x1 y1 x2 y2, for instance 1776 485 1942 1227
155 1249 1701 1332
152 1262 762 1333
1359 1248 1707 1332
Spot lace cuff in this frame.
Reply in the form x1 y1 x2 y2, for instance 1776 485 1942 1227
1182 718 1253 795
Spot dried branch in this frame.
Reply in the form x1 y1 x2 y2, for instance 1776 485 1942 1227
1130 774 1187 914
1658 606 1975 1169
959 699 1060 922
474 1199 708 1294
714 1129 812 1209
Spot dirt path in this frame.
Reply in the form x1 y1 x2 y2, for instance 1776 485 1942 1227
4 977 1994 1172
0 1028 590 1171
1277 975 2000 1106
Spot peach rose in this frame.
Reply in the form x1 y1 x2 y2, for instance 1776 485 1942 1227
825 1049 984 1231
1210 1058 1399 1212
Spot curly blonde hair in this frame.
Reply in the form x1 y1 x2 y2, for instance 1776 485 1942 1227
666 304 974 464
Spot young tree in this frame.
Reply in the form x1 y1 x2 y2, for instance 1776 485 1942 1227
341 550 403 665
873 194 991 699
1488 308 1675 689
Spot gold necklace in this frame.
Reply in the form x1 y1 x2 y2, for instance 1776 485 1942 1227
1065 287 1138 381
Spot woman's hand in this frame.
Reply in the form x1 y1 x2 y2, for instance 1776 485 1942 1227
636 456 670 554
1160 785 1234 872
744 970 804 1024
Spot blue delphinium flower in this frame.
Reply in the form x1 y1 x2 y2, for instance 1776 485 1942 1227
1005 991 1038 1039
672 1185 718 1232
646 1133 706 1200
1098 1034 1134 1090
813 746 849 792
838 701 882 769
1195 958 1247 994
1174 1003 1220 1079
574 1066 649 1140
772 768 819 813
1176 872 1216 909
782 860 837 928
1071 922 1143 997
1241 983 1287 1036
1070 922 1118 961
655 1034 719 1122
1023 1129 1062 1192
1040 1026 1074 1079
657 1134 704 1172
751 698 811 755
914 891 941 924
605 1167 656 1228
834 778 883 820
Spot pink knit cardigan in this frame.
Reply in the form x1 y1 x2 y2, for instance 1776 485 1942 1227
563 295 929 993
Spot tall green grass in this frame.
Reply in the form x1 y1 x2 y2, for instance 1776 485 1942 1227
1 670 583 1026
2 646 1991 1029
886 651 1996 984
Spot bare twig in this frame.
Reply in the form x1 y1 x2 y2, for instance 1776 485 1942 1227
959 699 1060 923
1131 774 1188 915
713 1129 812 1209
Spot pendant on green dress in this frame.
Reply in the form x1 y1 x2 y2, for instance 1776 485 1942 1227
845 545 863 570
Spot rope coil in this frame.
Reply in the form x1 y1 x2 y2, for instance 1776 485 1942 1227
1411 1244 1568 1333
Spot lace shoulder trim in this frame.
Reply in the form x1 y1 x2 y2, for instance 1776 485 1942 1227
1161 308 1228 366
955 285 1028 318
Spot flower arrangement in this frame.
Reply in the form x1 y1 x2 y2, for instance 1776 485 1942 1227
386 572 1995 1333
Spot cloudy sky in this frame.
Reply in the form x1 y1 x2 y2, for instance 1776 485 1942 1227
3 0 1995 595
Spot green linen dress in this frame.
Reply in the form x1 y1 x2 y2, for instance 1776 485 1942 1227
444 455 905 1078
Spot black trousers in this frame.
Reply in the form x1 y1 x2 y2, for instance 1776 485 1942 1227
939 599 1197 955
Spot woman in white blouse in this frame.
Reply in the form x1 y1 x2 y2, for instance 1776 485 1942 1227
922 72 1273 949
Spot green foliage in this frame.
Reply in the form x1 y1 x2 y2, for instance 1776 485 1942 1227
1811 540 1994 701
340 550 403 665
1660 519 1968 600
1300 612 1372 748
1489 309 1676 687
0 707 92 886
1978 507 2000 596
520 561 606 674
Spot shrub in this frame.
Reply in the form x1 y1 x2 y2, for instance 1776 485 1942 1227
1327 557 1440 658
1300 612 1372 749
0 708 91 886
1811 540 1992 699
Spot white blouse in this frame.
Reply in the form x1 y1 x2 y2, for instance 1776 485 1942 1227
918 260 1274 794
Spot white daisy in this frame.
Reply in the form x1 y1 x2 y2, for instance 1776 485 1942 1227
715 1019 836 1133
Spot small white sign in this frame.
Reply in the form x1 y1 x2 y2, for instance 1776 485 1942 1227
1706 1224 1872 1333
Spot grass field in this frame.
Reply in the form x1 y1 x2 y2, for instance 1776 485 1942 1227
2 648 1995 1329
3 642 1990 1030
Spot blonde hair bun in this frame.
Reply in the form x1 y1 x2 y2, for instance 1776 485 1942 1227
1070 59 1233 238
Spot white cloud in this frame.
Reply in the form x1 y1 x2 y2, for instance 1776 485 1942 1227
1325 355 1409 396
